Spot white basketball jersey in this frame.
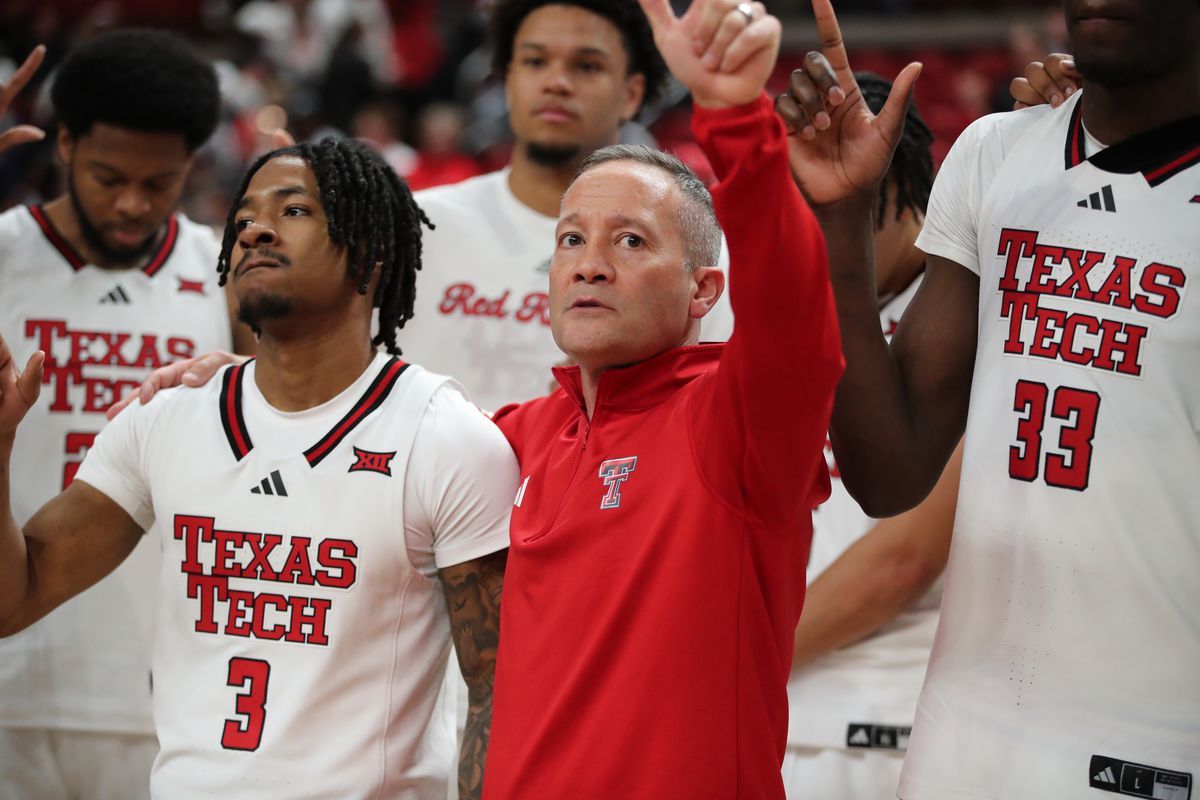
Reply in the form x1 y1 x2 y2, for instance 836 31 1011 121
787 276 939 754
76 354 516 799
0 205 230 733
902 95 1199 799
406 169 734 413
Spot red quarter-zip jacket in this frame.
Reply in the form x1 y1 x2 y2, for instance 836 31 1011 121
482 95 844 800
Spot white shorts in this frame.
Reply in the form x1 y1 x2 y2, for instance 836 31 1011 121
0 727 157 800
783 745 905 800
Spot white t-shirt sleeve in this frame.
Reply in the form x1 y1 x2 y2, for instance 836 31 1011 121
916 113 1010 275
403 385 518 575
73 394 165 531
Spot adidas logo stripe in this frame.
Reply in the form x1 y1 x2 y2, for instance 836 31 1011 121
1076 184 1117 213
99 285 131 304
1093 766 1116 784
249 469 288 497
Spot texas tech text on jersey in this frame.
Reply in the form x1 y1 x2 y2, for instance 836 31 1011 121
174 514 358 645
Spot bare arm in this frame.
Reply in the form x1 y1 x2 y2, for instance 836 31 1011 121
775 0 975 515
0 335 143 635
792 440 961 668
440 548 506 800
820 199 976 514
0 473 143 636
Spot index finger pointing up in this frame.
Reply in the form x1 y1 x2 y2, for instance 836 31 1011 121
810 0 853 87
637 0 678 36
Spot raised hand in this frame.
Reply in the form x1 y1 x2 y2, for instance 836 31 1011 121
0 45 47 156
774 0 921 207
0 335 43 437
638 0 781 109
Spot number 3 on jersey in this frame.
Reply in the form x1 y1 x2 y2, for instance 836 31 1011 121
1009 379 1101 491
223 657 270 751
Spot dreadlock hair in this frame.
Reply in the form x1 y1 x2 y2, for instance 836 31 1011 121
855 72 934 230
489 0 668 109
216 137 432 356
51 29 219 152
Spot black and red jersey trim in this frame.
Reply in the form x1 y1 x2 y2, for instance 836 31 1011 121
1143 143 1200 187
25 206 179 275
28 205 86 270
1064 99 1087 170
141 216 179 277
304 358 409 467
1064 99 1200 186
220 361 254 461
219 357 409 466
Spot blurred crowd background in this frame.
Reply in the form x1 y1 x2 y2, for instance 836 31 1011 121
0 0 1068 225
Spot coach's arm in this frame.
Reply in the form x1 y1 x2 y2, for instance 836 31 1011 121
441 549 506 800
0 336 143 637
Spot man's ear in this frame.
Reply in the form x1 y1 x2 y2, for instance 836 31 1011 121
56 126 74 167
688 266 724 320
622 72 646 123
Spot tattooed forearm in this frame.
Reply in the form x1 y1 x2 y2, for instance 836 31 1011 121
440 548 506 800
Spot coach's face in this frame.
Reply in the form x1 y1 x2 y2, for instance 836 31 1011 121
231 156 362 331
1064 0 1200 85
550 161 711 370
59 124 191 266
505 4 645 162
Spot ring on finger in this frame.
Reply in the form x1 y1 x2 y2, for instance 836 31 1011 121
735 2 754 22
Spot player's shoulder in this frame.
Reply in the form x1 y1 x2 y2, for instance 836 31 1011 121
0 204 35 259
412 173 512 258
168 213 221 261
414 170 505 217
950 101 1068 167
404 365 517 472
412 367 503 440
0 204 32 235
105 381 201 442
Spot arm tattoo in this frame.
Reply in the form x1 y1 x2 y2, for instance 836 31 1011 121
440 548 506 800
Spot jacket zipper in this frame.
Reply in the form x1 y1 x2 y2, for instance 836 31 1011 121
521 416 592 544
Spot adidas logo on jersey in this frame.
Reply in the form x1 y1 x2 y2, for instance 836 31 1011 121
99 285 131 304
1088 754 1192 798
846 723 911 751
1076 184 1117 212
250 469 288 497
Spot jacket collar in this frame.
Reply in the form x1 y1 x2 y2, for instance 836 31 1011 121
552 344 724 414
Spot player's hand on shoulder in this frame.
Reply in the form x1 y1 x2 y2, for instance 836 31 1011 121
0 334 43 436
774 0 921 208
1011 53 1080 110
638 0 781 109
0 45 46 156
105 350 245 420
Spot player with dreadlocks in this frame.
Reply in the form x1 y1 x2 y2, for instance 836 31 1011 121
779 72 958 800
0 134 518 800
217 138 431 356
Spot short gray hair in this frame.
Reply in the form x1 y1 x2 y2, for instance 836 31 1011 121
571 144 722 271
